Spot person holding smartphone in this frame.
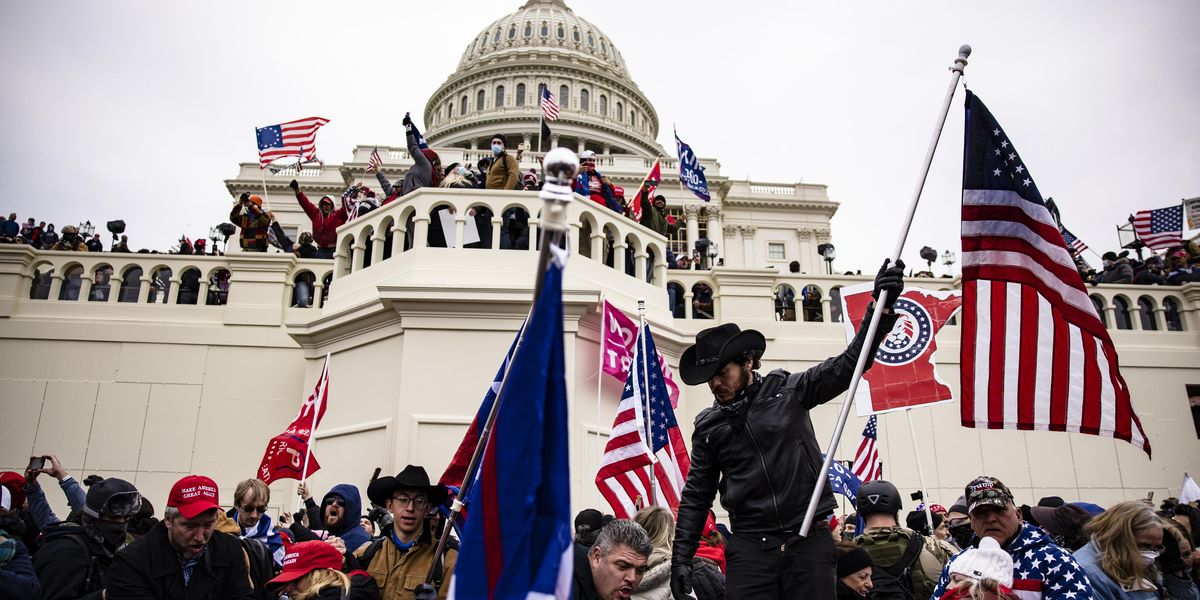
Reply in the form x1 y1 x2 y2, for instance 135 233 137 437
22 453 87 531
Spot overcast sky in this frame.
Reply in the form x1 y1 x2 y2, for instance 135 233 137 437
2 0 1197 272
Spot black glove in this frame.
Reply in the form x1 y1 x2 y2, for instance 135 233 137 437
239 192 250 203
289 179 299 192
670 563 694 599
872 258 905 310
412 583 437 600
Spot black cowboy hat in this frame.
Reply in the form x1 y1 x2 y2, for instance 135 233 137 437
367 465 448 508
680 323 766 385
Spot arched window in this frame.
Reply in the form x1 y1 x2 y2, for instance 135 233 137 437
460 95 468 115
206 268 231 305
572 28 580 42
1137 297 1157 331
667 282 686 318
801 285 823 322
449 101 455 117
829 287 844 323
599 94 607 116
493 28 501 43
477 89 485 111
601 40 608 54
587 32 595 47
630 110 636 126
508 25 516 39
495 85 505 107
616 101 623 121
692 282 714 320
90 265 113 302
516 83 526 106
1112 296 1132 330
148 267 172 304
178 268 201 305
774 284 797 321
540 22 548 37
1090 294 1108 327
537 83 547 103
523 23 532 38
119 266 143 303
58 265 84 301
559 85 569 108
557 24 565 38
580 89 589 112
1164 297 1184 331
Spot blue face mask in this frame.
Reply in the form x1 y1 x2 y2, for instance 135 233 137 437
456 166 468 176
491 144 503 155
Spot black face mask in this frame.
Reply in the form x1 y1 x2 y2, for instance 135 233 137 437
949 522 974 549
90 520 129 549
0 512 26 535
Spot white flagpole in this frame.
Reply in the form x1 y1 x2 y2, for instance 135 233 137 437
800 45 971 537
905 409 935 533
637 297 656 506
296 354 329 514
597 294 606 454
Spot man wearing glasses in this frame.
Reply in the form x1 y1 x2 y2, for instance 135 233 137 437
356 465 455 600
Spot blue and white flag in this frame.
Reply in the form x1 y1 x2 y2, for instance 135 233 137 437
674 130 710 202
825 454 864 503
450 249 572 599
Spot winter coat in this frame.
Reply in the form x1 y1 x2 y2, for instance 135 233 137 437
230 202 270 252
33 520 118 600
352 525 456 600
689 556 725 600
106 521 254 600
574 170 621 213
42 229 60 247
1102 258 1134 284
316 484 371 552
0 219 20 238
1073 541 1159 600
637 189 680 238
632 548 671 600
673 306 897 565
932 522 1094 600
0 531 41 600
485 151 519 190
571 543 601 600
24 475 87 531
51 237 89 251
296 190 347 249
1162 572 1200 600
378 129 437 203
836 579 866 599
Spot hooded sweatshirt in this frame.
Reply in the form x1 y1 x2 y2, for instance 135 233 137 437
295 190 347 249
931 522 1094 600
318 484 369 552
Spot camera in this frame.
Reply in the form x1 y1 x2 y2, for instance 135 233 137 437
910 490 925 502
27 456 47 471
106 220 126 242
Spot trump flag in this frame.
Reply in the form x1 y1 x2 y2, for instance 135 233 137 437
257 355 330 484
840 284 962 416
600 300 681 407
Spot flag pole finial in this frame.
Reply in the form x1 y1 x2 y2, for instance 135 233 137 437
952 45 972 74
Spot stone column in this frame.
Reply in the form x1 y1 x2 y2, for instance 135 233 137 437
653 259 667 288
79 275 93 302
137 276 152 303
551 134 560 148
705 206 722 263
491 217 503 250
634 251 648 281
590 233 605 262
723 224 741 268
351 242 366 272
796 228 815 274
684 205 701 257
108 276 122 303
683 290 694 319
198 280 210 306
391 224 406 252
371 231 387 264
741 225 757 268
815 228 832 274
821 297 831 323
528 218 540 253
167 278 181 305
454 215 467 249
570 221 583 256
1153 307 1167 331
577 139 586 154
47 273 64 301
413 216 430 249
613 240 627 273
1103 305 1117 329
313 280 324 309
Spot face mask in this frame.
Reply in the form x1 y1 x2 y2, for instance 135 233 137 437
950 523 974 549
1102 260 1112 268
491 144 503 155
456 166 468 176
1140 549 1160 566
92 520 130 549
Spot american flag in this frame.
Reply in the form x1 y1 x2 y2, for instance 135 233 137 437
1132 205 1184 251
851 416 882 482
1059 226 1088 258
960 90 1150 456
541 88 560 122
366 147 382 173
256 117 329 168
596 325 690 518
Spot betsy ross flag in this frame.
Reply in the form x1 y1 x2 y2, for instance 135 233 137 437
1132 205 1184 251
256 117 329 168
257 355 330 484
366 147 382 173
851 416 882 482
960 90 1149 456
449 249 572 599
630 160 661 222
596 325 690 518
541 88 560 122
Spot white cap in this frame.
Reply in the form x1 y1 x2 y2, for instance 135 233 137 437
0 485 10 511
948 536 1013 587
580 150 597 161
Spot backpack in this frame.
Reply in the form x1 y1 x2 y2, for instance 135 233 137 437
857 530 925 600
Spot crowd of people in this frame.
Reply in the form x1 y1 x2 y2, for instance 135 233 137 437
1085 244 1200 287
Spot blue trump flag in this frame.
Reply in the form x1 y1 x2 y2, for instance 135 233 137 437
824 454 863 503
674 130 710 202
450 249 572 599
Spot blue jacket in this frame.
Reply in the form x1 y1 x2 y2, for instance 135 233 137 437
24 476 87 530
0 534 42 600
1073 541 1161 600
574 170 621 213
323 484 370 552
931 522 1093 600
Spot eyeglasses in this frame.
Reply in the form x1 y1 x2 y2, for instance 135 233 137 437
322 498 346 508
240 505 268 515
389 495 429 509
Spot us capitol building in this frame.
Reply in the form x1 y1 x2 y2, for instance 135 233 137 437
2 0 1197 519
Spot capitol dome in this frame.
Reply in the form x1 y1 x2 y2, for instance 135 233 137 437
423 0 662 157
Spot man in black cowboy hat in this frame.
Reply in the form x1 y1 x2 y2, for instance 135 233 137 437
355 465 455 600
670 260 905 600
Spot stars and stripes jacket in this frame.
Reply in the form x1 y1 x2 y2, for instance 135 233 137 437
931 522 1093 600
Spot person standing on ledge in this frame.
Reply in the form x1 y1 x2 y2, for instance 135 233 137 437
671 259 905 600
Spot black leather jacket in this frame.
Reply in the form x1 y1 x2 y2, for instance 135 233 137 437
672 306 896 565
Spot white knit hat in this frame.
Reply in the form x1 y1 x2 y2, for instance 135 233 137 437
948 536 1014 587
0 485 10 511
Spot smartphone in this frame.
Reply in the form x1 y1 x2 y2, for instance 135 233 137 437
28 456 46 470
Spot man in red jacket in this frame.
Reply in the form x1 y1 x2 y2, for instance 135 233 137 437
289 179 346 259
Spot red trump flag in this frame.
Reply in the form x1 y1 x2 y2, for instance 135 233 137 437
840 283 962 416
258 355 330 484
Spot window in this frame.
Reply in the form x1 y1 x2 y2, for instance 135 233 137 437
508 25 516 39
1165 297 1184 331
601 40 608 54
1090 295 1108 327
616 102 623 121
774 285 796 321
477 89 485 111
1188 384 1200 439
599 94 607 116
557 24 565 38
460 96 467 115
580 89 589 112
538 82 547 101
587 32 595 47
801 285 823 322
1137 297 1157 331
495 85 505 107
559 85 569 108
523 23 532 38
630 110 636 126
516 83 526 106
493 28 501 43
540 22 548 37
829 288 844 323
573 28 580 42
449 101 454 117
768 242 786 260
1112 296 1132 330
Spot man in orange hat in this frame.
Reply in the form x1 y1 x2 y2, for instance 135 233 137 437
230 192 271 252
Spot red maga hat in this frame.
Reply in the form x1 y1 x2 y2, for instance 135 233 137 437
267 541 344 588
167 475 220 519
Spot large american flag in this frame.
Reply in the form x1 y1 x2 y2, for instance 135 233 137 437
851 415 882 482
1132 205 1184 251
960 90 1150 456
256 117 329 168
541 88 560 122
596 325 689 518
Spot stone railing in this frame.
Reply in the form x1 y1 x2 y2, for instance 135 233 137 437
344 146 719 179
328 186 670 286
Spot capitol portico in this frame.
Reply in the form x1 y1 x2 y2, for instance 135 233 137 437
2 0 1198 523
